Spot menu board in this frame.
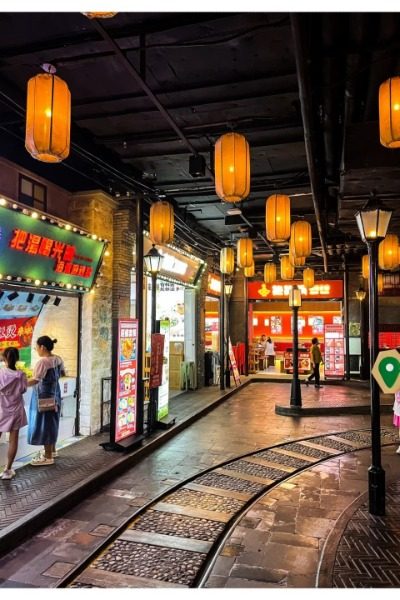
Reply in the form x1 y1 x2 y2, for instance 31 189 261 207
229 338 241 386
114 319 138 443
324 324 345 378
157 319 170 421
284 351 311 374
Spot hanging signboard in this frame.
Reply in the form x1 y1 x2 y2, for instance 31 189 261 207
0 204 105 291
324 324 345 378
113 319 138 444
228 338 241 386
150 333 165 389
157 319 170 421
248 280 343 301
0 291 44 364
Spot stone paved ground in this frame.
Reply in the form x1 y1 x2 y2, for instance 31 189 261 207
205 446 400 588
0 382 393 587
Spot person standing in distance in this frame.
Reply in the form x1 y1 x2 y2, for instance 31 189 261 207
305 337 323 389
27 336 65 465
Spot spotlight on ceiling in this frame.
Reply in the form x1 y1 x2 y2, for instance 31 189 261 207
53 297 62 306
42 295 51 304
26 292 34 303
189 154 206 178
7 291 18 301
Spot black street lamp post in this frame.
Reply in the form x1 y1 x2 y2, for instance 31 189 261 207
355 195 392 516
289 285 302 408
144 244 164 435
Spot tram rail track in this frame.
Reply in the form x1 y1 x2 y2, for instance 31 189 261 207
58 427 398 588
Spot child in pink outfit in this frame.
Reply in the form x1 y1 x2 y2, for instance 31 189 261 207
0 347 27 479
394 391 400 455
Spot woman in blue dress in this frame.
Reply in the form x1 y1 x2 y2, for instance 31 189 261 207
27 336 65 466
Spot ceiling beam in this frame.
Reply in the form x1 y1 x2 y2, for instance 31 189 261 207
88 18 214 180
291 14 329 273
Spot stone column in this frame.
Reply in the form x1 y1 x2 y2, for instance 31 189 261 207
112 199 136 320
69 190 117 435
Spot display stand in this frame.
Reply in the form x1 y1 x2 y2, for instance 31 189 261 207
324 324 345 379
102 319 144 452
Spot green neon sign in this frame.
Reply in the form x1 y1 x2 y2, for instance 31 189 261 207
0 205 105 290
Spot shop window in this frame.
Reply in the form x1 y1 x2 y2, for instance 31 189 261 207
19 175 47 211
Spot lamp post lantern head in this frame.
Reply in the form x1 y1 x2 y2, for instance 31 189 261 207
355 195 392 243
356 286 367 301
144 244 164 275
224 282 233 297
288 285 302 308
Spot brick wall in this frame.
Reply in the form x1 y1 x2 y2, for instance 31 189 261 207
69 190 116 435
112 200 136 320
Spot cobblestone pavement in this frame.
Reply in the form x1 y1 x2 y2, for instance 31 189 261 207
0 382 393 587
205 446 400 588
66 427 398 588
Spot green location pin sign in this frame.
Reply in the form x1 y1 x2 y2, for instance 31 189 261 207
378 357 400 389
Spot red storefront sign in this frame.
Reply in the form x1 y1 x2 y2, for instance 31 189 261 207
0 316 38 350
248 280 343 301
150 333 165 389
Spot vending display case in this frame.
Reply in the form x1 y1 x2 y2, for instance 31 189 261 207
324 324 345 378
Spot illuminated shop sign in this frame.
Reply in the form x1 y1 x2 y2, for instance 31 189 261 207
207 274 221 296
248 280 343 301
0 204 105 290
143 235 203 286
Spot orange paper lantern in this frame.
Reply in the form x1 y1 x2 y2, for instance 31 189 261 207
244 263 255 278
379 77 400 148
265 194 291 242
362 254 369 279
280 255 294 280
237 238 253 268
25 72 71 163
290 221 312 258
303 267 315 289
82 12 118 18
378 233 399 270
215 132 250 202
264 263 276 283
149 201 174 245
220 247 235 275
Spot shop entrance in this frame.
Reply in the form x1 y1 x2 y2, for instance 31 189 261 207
0 288 79 465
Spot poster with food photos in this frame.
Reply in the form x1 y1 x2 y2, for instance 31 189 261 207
115 319 138 442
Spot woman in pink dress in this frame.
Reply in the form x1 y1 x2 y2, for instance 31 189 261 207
0 347 28 479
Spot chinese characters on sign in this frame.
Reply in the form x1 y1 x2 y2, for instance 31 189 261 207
248 280 344 301
150 333 165 389
9 228 93 279
115 319 138 443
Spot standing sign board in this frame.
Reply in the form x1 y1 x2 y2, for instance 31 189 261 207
158 319 170 421
228 339 241 386
150 333 165 389
111 319 139 446
324 324 345 378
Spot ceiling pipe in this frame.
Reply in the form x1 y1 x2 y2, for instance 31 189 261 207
290 14 329 272
89 19 214 180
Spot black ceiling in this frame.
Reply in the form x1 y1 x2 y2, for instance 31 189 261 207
0 12 399 273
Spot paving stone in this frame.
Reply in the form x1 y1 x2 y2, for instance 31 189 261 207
309 436 356 452
282 443 332 460
90 525 116 537
195 472 266 495
255 449 310 470
93 539 206 585
42 561 75 579
130 510 225 542
163 488 245 514
223 459 288 480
